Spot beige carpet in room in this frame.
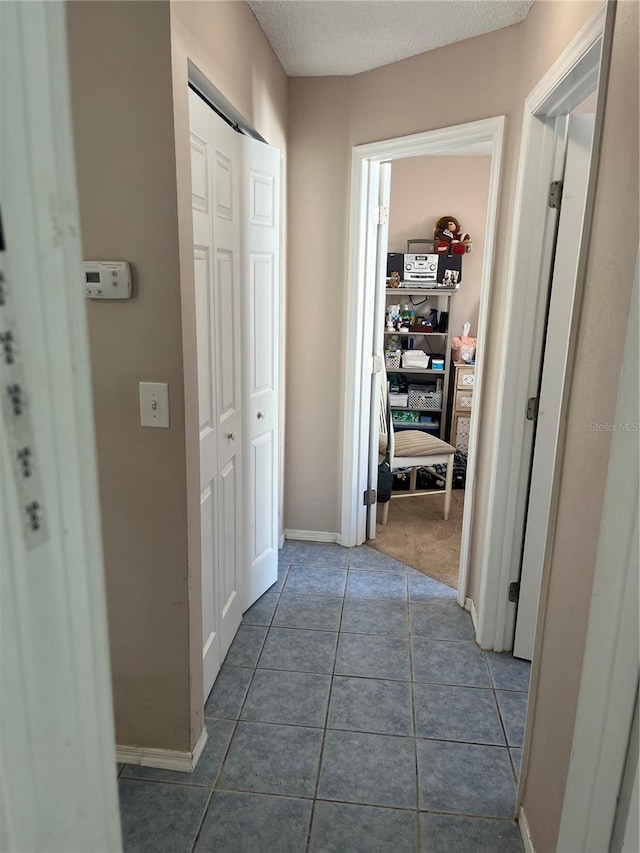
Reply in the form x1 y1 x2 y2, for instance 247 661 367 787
371 490 464 590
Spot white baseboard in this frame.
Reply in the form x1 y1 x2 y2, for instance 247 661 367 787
284 529 339 543
518 806 535 853
464 596 478 632
116 725 208 773
279 531 285 548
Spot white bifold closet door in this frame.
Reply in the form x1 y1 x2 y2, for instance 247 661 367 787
240 134 281 608
189 89 280 699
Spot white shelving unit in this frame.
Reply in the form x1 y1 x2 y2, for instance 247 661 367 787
384 287 456 439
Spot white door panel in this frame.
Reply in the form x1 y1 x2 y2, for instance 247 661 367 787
241 136 280 607
190 89 282 696
514 115 595 659
252 432 275 562
189 90 243 698
200 485 218 692
367 163 391 540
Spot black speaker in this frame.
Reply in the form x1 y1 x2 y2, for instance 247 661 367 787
386 253 404 278
437 253 462 284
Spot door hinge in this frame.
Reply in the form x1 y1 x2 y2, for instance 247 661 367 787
526 396 539 422
509 582 520 603
373 205 388 226
363 489 377 506
548 180 563 210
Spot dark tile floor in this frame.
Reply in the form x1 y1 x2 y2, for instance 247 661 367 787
118 542 531 852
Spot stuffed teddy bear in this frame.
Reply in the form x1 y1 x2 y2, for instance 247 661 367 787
434 216 472 255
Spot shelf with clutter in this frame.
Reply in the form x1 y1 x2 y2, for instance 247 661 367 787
383 217 473 440
446 323 477 457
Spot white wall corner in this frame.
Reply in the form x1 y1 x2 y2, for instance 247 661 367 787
116 725 208 773
284 529 339 543
518 806 535 853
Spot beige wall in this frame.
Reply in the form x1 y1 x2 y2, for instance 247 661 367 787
67 1 191 752
67 0 287 753
286 77 352 533
388 156 491 337
521 2 639 849
285 3 600 596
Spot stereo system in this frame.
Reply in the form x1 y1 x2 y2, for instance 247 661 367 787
387 252 462 287
404 253 439 282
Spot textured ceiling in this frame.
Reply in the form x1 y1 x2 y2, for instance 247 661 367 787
248 0 534 77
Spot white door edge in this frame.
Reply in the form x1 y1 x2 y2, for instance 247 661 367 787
0 3 120 848
513 113 596 660
366 163 391 540
556 252 639 853
240 132 281 607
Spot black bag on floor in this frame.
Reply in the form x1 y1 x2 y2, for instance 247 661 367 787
377 460 392 503
428 451 468 490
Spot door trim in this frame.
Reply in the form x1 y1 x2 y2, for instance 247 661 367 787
339 115 505 615
513 113 596 660
555 254 639 853
477 3 608 652
0 2 120 848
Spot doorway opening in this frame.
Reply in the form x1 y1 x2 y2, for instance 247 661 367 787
370 152 494 596
340 6 607 666
339 116 505 621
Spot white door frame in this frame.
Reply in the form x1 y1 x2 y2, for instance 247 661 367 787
339 115 505 613
554 252 638 853
1 2 121 849
513 112 596 660
476 4 608 651
365 162 391 539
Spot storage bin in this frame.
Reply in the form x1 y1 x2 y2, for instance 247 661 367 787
394 421 439 435
455 390 473 410
419 420 440 435
456 365 475 387
392 410 419 423
385 352 401 370
389 393 408 408
407 385 442 410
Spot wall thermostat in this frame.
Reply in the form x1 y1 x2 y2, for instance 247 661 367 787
83 261 132 299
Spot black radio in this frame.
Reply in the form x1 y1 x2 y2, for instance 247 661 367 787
387 252 462 286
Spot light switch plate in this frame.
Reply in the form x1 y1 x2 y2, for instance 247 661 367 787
139 382 169 428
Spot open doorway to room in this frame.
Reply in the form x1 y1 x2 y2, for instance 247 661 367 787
339 115 505 618
371 153 493 593
341 3 608 661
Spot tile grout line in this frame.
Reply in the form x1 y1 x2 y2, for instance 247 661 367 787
207 572 284 799
304 549 351 853
407 575 423 850
487 658 526 793
285 542 326 852
187 789 213 853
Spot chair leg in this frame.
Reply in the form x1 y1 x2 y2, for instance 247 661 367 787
444 455 454 521
409 466 417 492
380 501 390 525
